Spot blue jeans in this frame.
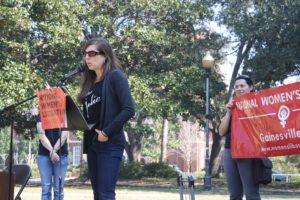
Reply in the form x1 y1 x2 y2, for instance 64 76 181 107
87 142 124 200
37 155 69 200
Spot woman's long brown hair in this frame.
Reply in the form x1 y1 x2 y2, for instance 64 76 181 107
77 38 121 104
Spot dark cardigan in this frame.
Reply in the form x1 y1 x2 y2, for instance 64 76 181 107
83 69 135 153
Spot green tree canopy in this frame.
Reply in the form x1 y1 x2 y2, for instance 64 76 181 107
0 1 227 163
218 0 300 91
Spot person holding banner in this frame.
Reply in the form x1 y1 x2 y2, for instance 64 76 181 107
219 75 261 200
35 109 69 200
78 37 135 200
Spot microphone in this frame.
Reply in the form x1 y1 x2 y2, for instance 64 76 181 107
59 65 85 83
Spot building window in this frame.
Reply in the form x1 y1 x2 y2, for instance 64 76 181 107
73 146 81 167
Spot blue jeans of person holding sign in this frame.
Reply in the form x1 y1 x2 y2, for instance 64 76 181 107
36 117 69 200
37 155 69 200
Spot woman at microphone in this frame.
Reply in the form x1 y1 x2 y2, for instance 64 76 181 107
78 37 135 200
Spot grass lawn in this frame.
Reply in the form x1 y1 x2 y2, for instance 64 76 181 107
16 185 300 200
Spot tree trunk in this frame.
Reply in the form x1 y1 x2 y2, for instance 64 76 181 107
159 118 169 163
208 103 226 177
209 130 225 177
125 131 142 162
227 40 254 101
209 40 254 177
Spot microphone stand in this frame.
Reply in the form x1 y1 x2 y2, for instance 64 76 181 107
57 78 67 200
57 128 63 200
0 95 36 200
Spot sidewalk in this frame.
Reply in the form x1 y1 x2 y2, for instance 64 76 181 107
28 177 79 186
19 187 300 200
27 177 300 198
29 177 178 187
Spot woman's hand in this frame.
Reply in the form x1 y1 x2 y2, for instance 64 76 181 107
45 82 51 89
95 129 108 142
226 99 235 114
50 151 60 163
219 99 234 136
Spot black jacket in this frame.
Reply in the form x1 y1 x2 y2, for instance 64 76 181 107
83 69 135 153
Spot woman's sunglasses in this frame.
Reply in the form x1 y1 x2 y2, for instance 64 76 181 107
84 50 104 57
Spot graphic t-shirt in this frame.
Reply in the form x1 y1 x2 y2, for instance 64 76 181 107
83 80 103 147
84 80 103 125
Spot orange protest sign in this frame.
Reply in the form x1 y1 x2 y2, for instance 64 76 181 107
37 88 67 129
232 82 300 158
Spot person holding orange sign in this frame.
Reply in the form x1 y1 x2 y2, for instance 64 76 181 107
77 37 135 200
34 83 70 200
36 118 69 200
219 75 261 200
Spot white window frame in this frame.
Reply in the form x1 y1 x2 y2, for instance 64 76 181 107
72 146 81 167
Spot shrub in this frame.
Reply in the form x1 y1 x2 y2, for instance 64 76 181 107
79 161 89 180
143 163 177 178
119 161 144 179
31 162 40 178
119 162 177 179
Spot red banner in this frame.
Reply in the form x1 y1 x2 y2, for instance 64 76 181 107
37 88 66 129
231 82 300 158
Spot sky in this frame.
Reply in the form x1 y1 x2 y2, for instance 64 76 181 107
208 21 236 87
